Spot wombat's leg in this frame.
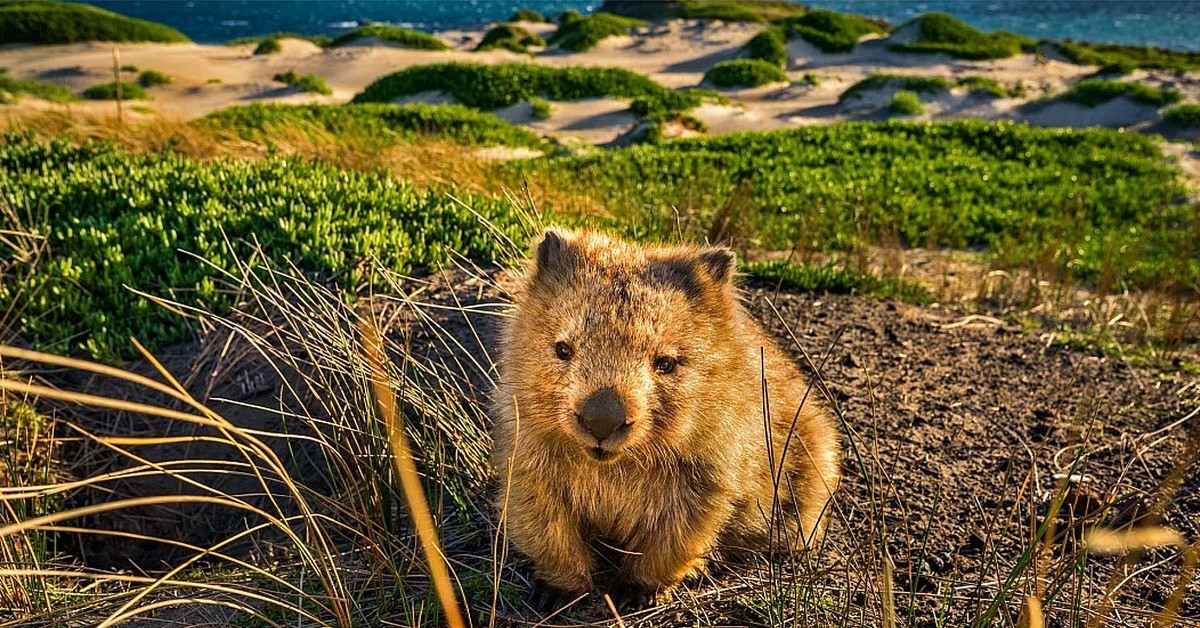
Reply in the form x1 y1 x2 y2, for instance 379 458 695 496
620 504 731 595
507 492 593 595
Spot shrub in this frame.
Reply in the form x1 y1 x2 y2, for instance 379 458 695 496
253 36 282 54
0 67 75 102
81 80 148 100
956 76 1020 98
203 103 544 148
839 73 952 102
703 59 788 88
1162 103 1200 129
744 260 933 304
556 10 584 25
476 24 545 54
784 9 887 53
0 0 189 44
119 64 138 72
745 26 786 67
891 12 1035 60
1054 40 1200 73
329 24 448 50
0 135 531 360
888 90 924 115
599 0 805 23
529 97 552 120
510 9 548 23
1058 79 1183 108
273 70 332 96
353 62 700 119
547 12 644 52
136 70 170 88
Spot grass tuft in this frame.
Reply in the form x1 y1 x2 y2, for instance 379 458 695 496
135 70 170 88
81 81 147 100
744 260 934 304
272 70 332 96
745 26 787 67
704 59 789 88
599 0 806 23
1162 103 1200 129
888 90 924 116
839 73 952 102
891 12 1036 60
1054 40 1200 73
0 68 75 103
509 8 548 23
547 12 644 52
0 0 189 44
475 24 545 54
1057 79 1183 108
529 97 552 120
785 9 887 53
329 24 448 50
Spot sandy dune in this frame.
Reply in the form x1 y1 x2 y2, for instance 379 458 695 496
1 19 1197 142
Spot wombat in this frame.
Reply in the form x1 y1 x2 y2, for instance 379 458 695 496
492 229 841 603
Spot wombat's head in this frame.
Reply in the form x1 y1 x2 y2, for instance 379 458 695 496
500 229 741 463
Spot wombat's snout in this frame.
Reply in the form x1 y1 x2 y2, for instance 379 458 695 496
576 388 627 442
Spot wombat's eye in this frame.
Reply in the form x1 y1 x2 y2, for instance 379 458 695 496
653 356 677 375
554 341 574 361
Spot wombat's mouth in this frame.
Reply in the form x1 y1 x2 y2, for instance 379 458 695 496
589 447 620 462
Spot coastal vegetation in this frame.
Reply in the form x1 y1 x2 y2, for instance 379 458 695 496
0 67 75 102
599 0 805 23
81 80 147 100
887 89 923 115
745 8 886 66
273 70 332 96
890 12 1036 60
546 11 644 51
203 103 545 148
1054 39 1200 73
509 8 549 23
135 69 170 88
1057 78 1183 108
839 74 953 101
329 24 448 50
703 59 789 87
475 24 545 54
0 0 189 44
1162 103 1200 128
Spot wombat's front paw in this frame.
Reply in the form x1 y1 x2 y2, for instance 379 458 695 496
608 581 669 611
530 578 587 614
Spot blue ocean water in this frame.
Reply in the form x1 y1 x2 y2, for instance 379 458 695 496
89 1 1200 51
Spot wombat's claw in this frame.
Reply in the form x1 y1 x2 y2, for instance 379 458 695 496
529 579 584 614
607 582 661 611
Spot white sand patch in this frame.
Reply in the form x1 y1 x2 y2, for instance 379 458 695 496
494 97 635 144
274 38 323 56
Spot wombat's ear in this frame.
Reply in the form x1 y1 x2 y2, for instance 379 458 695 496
531 228 577 283
698 247 735 284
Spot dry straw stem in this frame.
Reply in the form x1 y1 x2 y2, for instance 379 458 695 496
359 312 466 628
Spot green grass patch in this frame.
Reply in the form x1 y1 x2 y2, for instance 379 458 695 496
744 260 934 304
329 24 447 50
744 26 787 67
955 76 1024 98
273 70 332 96
0 0 189 44
510 8 548 23
253 36 281 54
529 97 552 120
547 12 644 52
1057 79 1182 108
475 24 545 54
703 59 788 88
506 121 1195 291
1054 40 1200 73
0 67 75 103
839 73 952 102
599 0 805 23
1162 103 1200 129
0 134 533 361
136 70 170 88
784 9 887 53
888 90 924 115
891 12 1035 60
81 80 147 100
203 103 544 148
556 10 584 25
352 62 700 119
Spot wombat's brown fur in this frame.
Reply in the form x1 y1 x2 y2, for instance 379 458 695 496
492 229 841 601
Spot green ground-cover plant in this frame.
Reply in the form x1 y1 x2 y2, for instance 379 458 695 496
506 121 1195 290
509 8 548 22
745 26 787 66
0 134 531 361
329 24 447 50
0 67 75 102
1162 103 1200 128
890 12 1035 60
0 0 189 44
1057 79 1183 108
135 70 169 88
203 103 545 148
888 89 923 115
247 32 334 54
1054 40 1200 73
529 97 552 120
783 9 887 53
955 75 1023 98
353 62 700 119
556 9 584 25
703 59 788 87
273 70 332 96
599 0 805 23
475 24 545 54
546 11 644 52
81 80 147 100
744 260 933 304
839 73 952 102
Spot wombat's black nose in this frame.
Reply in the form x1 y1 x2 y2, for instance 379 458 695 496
578 388 626 442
